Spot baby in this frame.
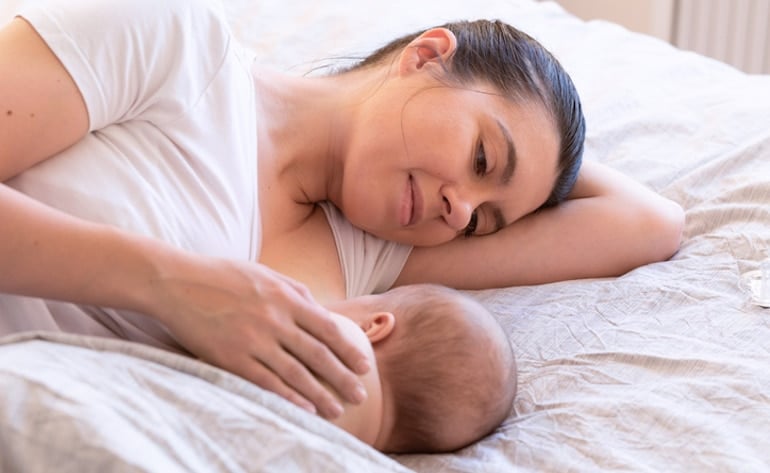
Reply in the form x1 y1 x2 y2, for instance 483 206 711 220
324 283 517 454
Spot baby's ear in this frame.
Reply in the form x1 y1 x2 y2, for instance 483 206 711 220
362 312 396 343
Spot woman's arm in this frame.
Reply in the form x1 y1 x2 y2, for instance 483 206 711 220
396 160 685 289
0 18 368 419
0 18 87 180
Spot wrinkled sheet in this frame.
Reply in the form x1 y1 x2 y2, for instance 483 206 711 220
3 0 770 471
0 332 410 473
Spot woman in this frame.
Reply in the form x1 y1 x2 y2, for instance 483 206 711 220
0 0 683 420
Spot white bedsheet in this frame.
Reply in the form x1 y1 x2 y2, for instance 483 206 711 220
0 332 410 473
2 0 770 471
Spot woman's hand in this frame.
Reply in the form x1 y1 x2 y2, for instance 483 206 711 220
149 256 370 419
0 184 368 419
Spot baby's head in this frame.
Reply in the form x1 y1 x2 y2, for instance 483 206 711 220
326 284 517 454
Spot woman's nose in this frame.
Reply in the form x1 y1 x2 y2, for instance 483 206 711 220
441 187 475 231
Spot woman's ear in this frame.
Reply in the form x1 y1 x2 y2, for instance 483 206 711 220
361 312 396 343
398 27 457 75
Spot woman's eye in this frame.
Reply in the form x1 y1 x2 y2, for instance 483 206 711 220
463 210 478 238
474 142 488 176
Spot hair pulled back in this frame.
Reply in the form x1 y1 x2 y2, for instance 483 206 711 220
348 19 585 208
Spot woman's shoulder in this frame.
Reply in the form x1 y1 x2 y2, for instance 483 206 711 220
17 0 232 48
15 0 239 130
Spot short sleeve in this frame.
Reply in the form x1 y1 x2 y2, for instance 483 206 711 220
17 0 231 130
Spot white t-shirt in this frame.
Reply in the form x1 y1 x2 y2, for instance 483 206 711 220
0 0 413 350
1 0 258 352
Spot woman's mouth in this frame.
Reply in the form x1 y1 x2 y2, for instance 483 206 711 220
400 175 414 227
402 174 423 227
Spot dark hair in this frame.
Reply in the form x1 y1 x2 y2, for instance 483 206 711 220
348 19 585 209
377 285 517 454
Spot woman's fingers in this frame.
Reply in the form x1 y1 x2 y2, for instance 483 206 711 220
236 354 318 415
152 258 372 419
283 317 369 409
266 281 370 410
277 273 371 378
251 340 348 419
292 309 370 397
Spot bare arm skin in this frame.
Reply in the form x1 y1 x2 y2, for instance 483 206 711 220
0 18 368 419
396 160 685 289
0 18 87 179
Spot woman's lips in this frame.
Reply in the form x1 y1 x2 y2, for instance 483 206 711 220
401 174 424 227
400 176 413 227
408 175 423 226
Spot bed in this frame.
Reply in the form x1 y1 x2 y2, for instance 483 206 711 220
2 0 770 471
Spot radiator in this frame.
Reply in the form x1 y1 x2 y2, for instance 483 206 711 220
674 0 770 74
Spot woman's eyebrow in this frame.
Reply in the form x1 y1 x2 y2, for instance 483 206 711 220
496 119 517 186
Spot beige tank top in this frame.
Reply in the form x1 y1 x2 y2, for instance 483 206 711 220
318 202 413 298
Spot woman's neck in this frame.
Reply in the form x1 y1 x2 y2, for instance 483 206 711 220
251 66 383 206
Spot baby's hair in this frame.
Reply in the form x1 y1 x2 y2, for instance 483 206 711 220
377 285 517 453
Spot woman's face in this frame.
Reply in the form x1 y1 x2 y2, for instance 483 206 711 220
338 73 561 247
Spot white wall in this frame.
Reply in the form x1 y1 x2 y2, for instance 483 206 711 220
547 0 770 73
548 0 675 42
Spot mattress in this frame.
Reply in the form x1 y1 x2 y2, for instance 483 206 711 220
2 0 770 471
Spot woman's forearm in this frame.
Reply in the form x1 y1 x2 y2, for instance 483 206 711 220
0 183 372 418
398 161 685 289
0 10 374 419
0 183 182 318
